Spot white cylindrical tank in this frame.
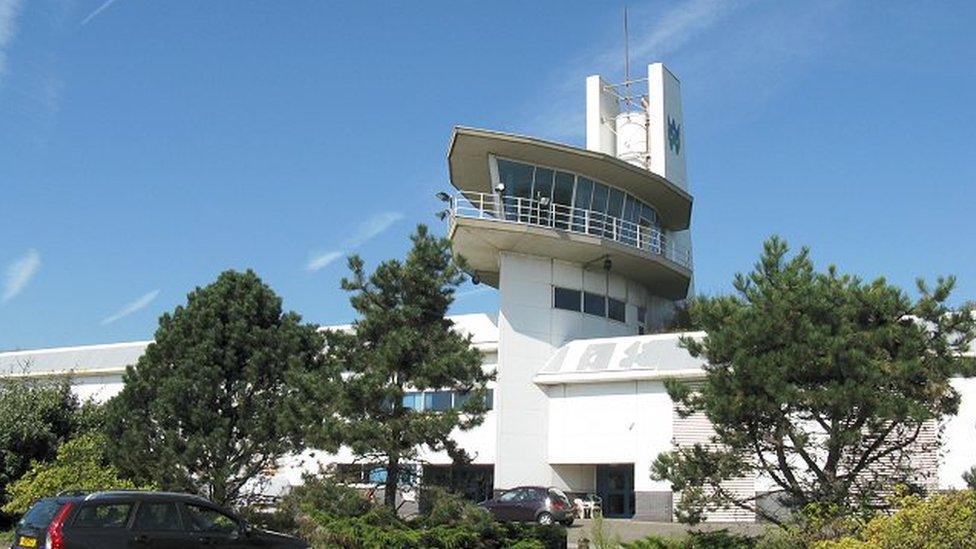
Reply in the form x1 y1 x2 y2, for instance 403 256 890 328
615 111 649 169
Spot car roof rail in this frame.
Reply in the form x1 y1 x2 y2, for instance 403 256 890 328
56 489 93 497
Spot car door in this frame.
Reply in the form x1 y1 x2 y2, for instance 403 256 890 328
63 500 136 548
490 489 521 521
129 500 188 549
181 502 256 548
512 488 541 522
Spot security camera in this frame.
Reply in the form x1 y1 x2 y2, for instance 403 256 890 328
494 183 506 192
472 275 481 285
603 257 612 272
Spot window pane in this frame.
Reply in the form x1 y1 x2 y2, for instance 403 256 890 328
74 504 132 529
532 168 554 225
185 505 238 535
22 500 63 529
424 391 452 411
608 298 626 322
553 287 581 311
552 172 575 229
589 184 609 236
497 158 534 221
584 292 606 316
402 392 422 411
486 389 493 410
572 177 594 233
637 306 647 325
133 502 182 531
607 188 624 218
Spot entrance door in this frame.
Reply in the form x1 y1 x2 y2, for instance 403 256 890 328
596 464 635 518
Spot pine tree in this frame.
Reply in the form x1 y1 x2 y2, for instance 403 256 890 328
298 225 493 509
651 237 976 524
103 270 324 505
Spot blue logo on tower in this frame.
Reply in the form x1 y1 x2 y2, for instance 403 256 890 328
667 116 681 155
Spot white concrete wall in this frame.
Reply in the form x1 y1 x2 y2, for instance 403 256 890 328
546 380 673 494
940 377 976 488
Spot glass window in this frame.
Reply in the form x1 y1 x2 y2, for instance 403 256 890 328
607 188 625 218
184 504 238 535
572 177 594 233
21 500 63 530
402 392 422 411
424 391 453 412
637 306 647 325
532 168 554 225
553 287 582 311
454 389 493 411
133 502 182 531
498 490 519 503
74 503 132 529
608 298 626 322
589 183 609 236
584 292 606 317
497 159 534 221
552 172 575 229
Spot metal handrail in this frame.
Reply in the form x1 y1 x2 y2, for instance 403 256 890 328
449 191 692 269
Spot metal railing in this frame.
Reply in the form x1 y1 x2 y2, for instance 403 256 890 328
449 191 692 269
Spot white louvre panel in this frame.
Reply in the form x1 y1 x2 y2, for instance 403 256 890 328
672 406 756 522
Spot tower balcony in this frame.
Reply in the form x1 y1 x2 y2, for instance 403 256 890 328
447 191 692 299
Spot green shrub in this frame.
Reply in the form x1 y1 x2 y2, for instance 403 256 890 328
281 473 374 519
623 529 754 549
2 433 145 515
815 490 976 549
302 509 566 549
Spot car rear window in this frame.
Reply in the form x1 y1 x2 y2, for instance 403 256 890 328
549 488 570 503
73 503 133 528
21 499 64 529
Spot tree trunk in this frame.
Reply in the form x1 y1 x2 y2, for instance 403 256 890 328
384 457 399 509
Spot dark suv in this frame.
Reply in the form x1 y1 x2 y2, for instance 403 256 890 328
479 486 574 526
10 491 307 549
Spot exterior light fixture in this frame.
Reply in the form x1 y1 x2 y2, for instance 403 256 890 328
436 210 449 221
494 183 506 192
436 191 451 202
603 257 612 272
472 274 481 285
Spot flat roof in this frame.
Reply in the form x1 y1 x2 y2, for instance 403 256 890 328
448 127 693 230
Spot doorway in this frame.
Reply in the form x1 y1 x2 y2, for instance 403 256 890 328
596 464 635 518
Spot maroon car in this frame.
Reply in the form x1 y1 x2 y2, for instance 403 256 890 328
479 486 574 526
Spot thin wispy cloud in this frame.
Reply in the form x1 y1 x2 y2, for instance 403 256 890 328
80 0 120 26
306 212 404 272
101 289 160 325
520 0 841 142
306 251 344 272
2 249 40 303
0 0 23 83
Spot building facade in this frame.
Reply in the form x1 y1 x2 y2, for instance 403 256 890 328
2 63 975 522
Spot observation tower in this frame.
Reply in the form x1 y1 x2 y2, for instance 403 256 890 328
444 63 694 519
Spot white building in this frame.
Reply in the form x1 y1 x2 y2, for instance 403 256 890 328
2 63 974 522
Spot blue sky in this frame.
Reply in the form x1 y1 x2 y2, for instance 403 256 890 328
1 0 974 350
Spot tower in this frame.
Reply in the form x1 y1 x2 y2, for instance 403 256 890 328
445 63 693 517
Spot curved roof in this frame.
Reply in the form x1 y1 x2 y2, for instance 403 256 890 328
448 127 693 230
533 331 707 385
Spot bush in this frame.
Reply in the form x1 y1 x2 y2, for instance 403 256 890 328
815 490 976 549
299 497 566 549
623 529 755 549
1 433 145 515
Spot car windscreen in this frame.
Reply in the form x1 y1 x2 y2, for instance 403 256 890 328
20 499 65 529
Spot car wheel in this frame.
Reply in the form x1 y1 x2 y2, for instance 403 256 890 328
537 512 554 525
560 518 574 527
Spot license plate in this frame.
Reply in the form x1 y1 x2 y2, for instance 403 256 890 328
18 536 38 548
